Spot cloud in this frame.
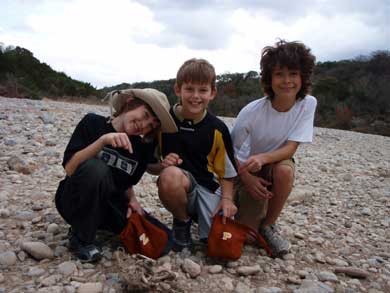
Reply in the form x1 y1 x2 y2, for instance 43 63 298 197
0 0 388 88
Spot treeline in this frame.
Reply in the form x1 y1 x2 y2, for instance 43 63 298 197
1 44 389 135
312 51 390 133
103 52 390 135
0 44 98 99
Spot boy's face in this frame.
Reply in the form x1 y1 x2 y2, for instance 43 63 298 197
175 82 216 118
271 66 302 101
121 105 160 136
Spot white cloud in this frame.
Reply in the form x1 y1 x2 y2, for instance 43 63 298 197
0 0 388 88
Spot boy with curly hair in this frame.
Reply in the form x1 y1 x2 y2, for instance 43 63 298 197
231 40 317 257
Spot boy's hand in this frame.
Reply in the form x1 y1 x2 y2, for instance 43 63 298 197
212 197 237 224
239 154 267 174
161 153 183 168
126 197 144 218
101 133 133 153
240 172 273 200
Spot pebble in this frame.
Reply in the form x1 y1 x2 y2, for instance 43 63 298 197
220 277 234 291
21 242 54 260
40 274 61 287
47 223 60 234
58 261 77 276
0 251 17 266
182 258 201 278
237 264 261 276
77 282 103 293
209 265 223 274
334 267 370 278
317 271 338 282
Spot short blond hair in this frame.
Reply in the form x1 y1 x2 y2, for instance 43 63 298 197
176 58 216 89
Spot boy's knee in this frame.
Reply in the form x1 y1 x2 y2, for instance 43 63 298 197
273 164 294 183
158 167 186 195
75 158 111 182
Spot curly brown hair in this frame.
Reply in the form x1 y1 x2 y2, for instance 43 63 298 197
176 58 216 89
260 40 316 100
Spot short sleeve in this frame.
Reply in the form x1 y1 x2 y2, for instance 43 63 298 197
62 114 92 167
288 96 317 143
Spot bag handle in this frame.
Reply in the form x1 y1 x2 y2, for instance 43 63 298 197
245 225 273 257
218 215 272 257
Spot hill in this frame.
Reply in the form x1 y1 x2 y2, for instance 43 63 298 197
0 44 99 100
1 44 389 136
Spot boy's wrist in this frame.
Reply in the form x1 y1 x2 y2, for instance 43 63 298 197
221 196 234 201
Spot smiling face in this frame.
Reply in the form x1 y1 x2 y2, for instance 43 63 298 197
117 104 160 136
271 66 302 102
175 82 216 119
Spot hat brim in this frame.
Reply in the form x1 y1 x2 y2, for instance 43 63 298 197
112 88 177 133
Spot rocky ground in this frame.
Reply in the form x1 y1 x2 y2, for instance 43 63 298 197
0 96 389 293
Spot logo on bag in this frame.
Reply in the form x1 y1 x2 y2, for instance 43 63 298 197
222 232 232 240
139 233 150 246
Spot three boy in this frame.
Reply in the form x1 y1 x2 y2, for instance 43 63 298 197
58 40 317 261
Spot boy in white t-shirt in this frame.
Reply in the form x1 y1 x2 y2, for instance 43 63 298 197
231 40 317 257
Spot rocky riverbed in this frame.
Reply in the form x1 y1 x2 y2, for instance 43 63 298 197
0 96 389 293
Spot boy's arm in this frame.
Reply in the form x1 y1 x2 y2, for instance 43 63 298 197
64 136 105 176
238 141 299 174
146 153 183 175
212 178 237 224
237 141 298 200
126 187 144 218
65 132 132 176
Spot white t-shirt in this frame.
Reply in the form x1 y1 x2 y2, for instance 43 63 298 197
231 95 317 162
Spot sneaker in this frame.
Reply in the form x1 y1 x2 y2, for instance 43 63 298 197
68 229 102 263
259 224 290 258
172 218 192 252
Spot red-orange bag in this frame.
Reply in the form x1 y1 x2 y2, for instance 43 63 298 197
119 212 172 259
207 214 272 260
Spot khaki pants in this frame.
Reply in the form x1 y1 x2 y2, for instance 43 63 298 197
234 159 295 231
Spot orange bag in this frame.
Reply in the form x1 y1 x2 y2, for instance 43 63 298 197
207 214 272 260
119 212 172 259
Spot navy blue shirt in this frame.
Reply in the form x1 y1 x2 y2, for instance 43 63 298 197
63 113 157 191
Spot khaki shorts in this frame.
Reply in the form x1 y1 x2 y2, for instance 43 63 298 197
234 159 295 230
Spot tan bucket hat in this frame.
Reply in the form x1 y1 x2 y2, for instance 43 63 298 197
107 88 177 133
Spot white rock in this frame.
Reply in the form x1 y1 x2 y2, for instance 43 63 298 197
220 277 234 291
317 271 338 282
40 274 62 287
182 258 201 278
58 261 77 276
21 241 54 260
0 251 17 266
47 223 60 234
77 282 103 293
237 265 261 276
209 265 223 274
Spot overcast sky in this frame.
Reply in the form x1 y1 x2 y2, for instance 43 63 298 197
1 0 389 88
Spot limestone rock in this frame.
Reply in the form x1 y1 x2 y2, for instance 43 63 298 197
21 241 54 260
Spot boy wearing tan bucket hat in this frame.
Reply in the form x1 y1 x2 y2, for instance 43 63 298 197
55 88 176 263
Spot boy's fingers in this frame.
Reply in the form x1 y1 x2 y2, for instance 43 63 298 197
222 215 226 224
125 137 133 153
258 177 271 186
126 208 132 218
